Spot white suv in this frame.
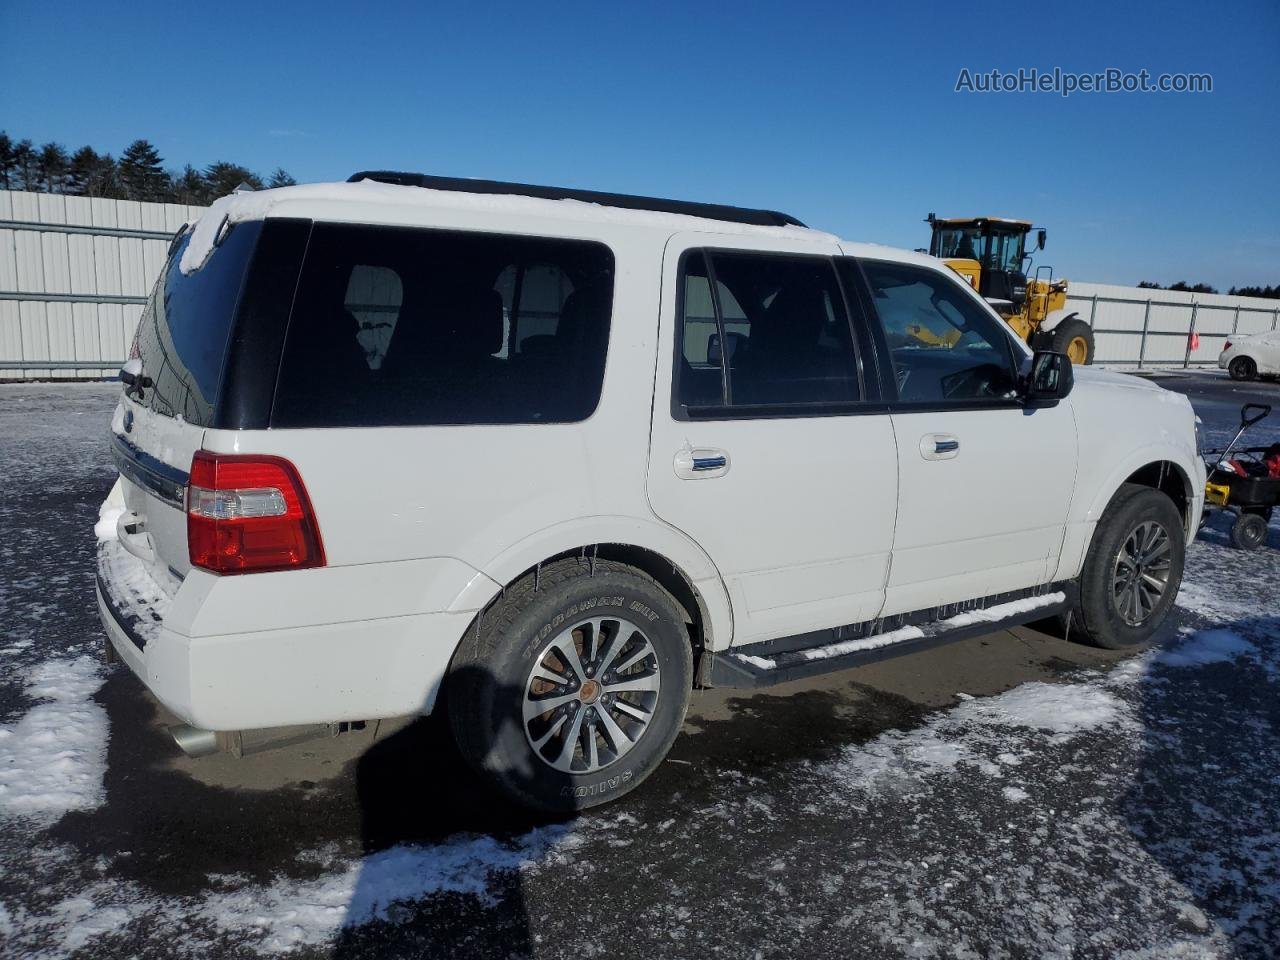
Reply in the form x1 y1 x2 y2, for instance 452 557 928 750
96 174 1205 810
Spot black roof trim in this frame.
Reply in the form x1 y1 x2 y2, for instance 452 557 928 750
346 171 806 228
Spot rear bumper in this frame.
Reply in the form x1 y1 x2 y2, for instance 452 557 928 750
96 542 483 731
1218 353 1230 369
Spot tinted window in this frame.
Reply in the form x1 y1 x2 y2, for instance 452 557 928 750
676 250 860 413
133 221 262 425
272 224 614 427
861 260 1019 403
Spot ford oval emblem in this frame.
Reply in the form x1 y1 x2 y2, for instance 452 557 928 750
123 409 134 433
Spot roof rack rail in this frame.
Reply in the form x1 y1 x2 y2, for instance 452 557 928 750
346 171 806 228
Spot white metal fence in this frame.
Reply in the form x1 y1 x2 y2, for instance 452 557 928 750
2 189 1277 378
1065 281 1280 368
0 190 207 378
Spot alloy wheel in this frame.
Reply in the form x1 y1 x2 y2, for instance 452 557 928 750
1111 519 1173 625
522 617 661 774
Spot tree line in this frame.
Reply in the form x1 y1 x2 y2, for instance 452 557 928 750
0 131 296 205
1137 280 1279 300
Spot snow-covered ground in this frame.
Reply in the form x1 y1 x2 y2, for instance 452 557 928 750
1 379 1278 959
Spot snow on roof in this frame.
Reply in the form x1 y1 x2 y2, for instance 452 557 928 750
179 179 840 275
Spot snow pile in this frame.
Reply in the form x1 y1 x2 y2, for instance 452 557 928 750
9 826 582 957
94 480 126 543
826 680 1129 796
1153 629 1258 668
735 594 1067 671
935 591 1064 630
828 727 975 794
96 540 174 646
0 657 108 825
951 681 1127 736
189 826 576 952
799 624 925 662
94 506 125 544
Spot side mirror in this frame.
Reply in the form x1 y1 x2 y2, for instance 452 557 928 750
1023 350 1073 407
1036 229 1047 251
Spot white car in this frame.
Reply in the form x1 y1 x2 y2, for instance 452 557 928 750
96 174 1205 810
1220 330 1280 381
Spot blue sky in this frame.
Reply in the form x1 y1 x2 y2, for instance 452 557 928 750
2 0 1277 290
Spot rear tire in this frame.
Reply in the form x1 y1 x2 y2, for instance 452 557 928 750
1051 317 1095 365
1229 356 1257 381
1230 512 1269 551
446 557 692 812
1072 484 1185 649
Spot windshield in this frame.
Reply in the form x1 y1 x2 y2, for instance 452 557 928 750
932 225 1026 273
131 221 262 425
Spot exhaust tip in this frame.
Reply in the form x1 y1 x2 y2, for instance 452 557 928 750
169 723 220 758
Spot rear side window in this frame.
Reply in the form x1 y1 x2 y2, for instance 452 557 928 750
675 250 861 416
133 221 262 425
271 224 614 427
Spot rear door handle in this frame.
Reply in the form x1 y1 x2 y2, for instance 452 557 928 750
674 446 731 479
920 434 960 460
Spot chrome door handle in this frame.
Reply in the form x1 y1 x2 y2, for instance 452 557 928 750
919 433 960 461
674 446 731 479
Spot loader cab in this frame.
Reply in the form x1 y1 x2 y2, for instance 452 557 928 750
927 215 1040 310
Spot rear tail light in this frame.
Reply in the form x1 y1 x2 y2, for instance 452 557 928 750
1224 341 1232 351
187 452 325 574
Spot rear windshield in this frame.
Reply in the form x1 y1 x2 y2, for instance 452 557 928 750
133 221 262 425
271 223 614 427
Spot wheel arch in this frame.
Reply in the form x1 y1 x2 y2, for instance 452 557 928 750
449 516 735 654
1087 453 1200 541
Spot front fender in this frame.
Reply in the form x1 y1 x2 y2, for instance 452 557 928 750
1083 443 1205 540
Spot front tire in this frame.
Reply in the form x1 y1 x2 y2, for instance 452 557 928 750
1051 317 1095 365
1228 356 1257 381
1072 484 1185 649
446 557 693 812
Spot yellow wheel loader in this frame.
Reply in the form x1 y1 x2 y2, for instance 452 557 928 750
926 214 1094 364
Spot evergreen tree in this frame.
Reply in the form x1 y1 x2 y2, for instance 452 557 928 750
37 141 70 193
96 154 125 199
1229 285 1280 300
119 139 168 201
171 164 212 205
266 167 297 188
204 161 263 198
0 132 15 190
67 146 98 195
13 139 37 191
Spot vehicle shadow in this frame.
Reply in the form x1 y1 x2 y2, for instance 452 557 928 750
1121 613 1280 956
331 665 574 959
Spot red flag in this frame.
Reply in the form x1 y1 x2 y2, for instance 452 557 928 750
1189 330 1201 352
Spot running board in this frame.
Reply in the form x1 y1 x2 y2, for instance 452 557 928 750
708 586 1074 689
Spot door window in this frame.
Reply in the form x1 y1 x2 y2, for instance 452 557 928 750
675 250 861 416
860 260 1020 404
